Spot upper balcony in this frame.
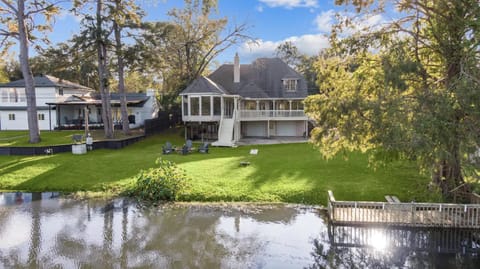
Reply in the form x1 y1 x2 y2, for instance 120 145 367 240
238 109 307 121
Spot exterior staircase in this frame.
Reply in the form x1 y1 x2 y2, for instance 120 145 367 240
212 112 236 147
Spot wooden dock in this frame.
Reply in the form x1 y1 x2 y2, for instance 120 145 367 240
327 191 480 228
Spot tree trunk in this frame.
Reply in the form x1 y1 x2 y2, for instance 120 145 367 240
431 17 466 200
17 0 40 143
432 158 464 200
113 15 130 135
97 0 113 139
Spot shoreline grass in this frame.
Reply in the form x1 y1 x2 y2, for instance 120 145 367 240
0 128 433 205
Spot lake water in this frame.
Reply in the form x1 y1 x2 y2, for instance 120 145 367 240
0 192 479 268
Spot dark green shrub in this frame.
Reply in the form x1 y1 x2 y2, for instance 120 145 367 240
130 158 188 202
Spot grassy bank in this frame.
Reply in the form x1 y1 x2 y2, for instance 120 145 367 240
0 129 432 205
0 129 143 147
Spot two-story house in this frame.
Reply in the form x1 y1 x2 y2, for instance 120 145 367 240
180 54 309 146
0 75 158 130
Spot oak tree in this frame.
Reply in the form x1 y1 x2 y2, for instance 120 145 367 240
305 0 480 199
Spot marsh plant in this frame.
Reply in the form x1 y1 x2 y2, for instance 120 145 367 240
130 158 188 202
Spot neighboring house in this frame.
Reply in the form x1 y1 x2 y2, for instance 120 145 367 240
0 75 158 130
180 54 309 146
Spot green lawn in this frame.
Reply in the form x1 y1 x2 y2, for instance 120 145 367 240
0 129 432 205
0 129 142 146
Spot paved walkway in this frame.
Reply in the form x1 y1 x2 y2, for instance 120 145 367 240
236 137 308 146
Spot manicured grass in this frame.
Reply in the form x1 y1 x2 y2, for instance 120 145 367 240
0 128 432 205
0 129 143 146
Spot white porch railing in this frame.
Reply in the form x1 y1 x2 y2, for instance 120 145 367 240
239 110 306 119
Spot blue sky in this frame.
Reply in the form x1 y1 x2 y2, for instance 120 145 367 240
46 0 386 64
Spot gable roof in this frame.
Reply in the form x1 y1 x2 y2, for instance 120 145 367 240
0 75 93 91
180 76 228 95
46 92 150 107
180 58 308 99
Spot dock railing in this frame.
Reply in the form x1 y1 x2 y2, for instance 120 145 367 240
327 190 480 228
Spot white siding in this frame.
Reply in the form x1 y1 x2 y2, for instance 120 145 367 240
0 111 26 130
0 110 56 130
36 87 57 106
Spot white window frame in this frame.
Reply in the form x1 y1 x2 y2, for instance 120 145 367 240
1 88 25 103
283 79 298 92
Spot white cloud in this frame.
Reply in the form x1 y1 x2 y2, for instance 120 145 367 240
258 0 318 9
314 9 335 33
313 9 387 35
238 34 329 62
58 9 82 23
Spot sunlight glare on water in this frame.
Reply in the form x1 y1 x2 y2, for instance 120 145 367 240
368 230 389 252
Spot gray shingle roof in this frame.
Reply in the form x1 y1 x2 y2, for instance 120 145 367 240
181 58 308 99
180 76 228 95
0 75 93 91
46 93 150 106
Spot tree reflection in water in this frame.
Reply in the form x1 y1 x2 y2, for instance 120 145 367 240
307 225 480 269
1 197 313 268
2 195 478 269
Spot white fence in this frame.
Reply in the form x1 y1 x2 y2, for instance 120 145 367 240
327 191 480 228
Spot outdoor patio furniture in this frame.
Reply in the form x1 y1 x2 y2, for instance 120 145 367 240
162 141 174 154
198 142 209 153
72 134 83 144
186 140 193 152
179 145 190 155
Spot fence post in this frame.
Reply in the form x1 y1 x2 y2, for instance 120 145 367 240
328 190 336 222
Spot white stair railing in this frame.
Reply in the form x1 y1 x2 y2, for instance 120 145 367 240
212 110 236 147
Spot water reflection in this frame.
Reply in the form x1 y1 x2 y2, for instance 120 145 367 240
0 192 59 206
307 224 480 269
0 196 479 268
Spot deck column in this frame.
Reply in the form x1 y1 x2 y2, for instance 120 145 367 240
56 105 61 129
267 120 270 138
305 120 308 137
187 96 191 117
289 100 292 117
48 105 52 131
220 96 224 117
181 96 185 118
210 96 214 117
272 100 276 117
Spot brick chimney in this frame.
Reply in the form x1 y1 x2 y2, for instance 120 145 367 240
234 53 240 83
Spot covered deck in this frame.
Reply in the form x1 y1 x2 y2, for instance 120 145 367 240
47 94 148 130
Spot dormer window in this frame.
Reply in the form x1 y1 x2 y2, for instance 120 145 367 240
283 79 298 92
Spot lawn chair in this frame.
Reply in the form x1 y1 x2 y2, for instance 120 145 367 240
180 144 190 155
72 134 83 144
162 141 174 154
185 139 193 152
198 142 209 153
